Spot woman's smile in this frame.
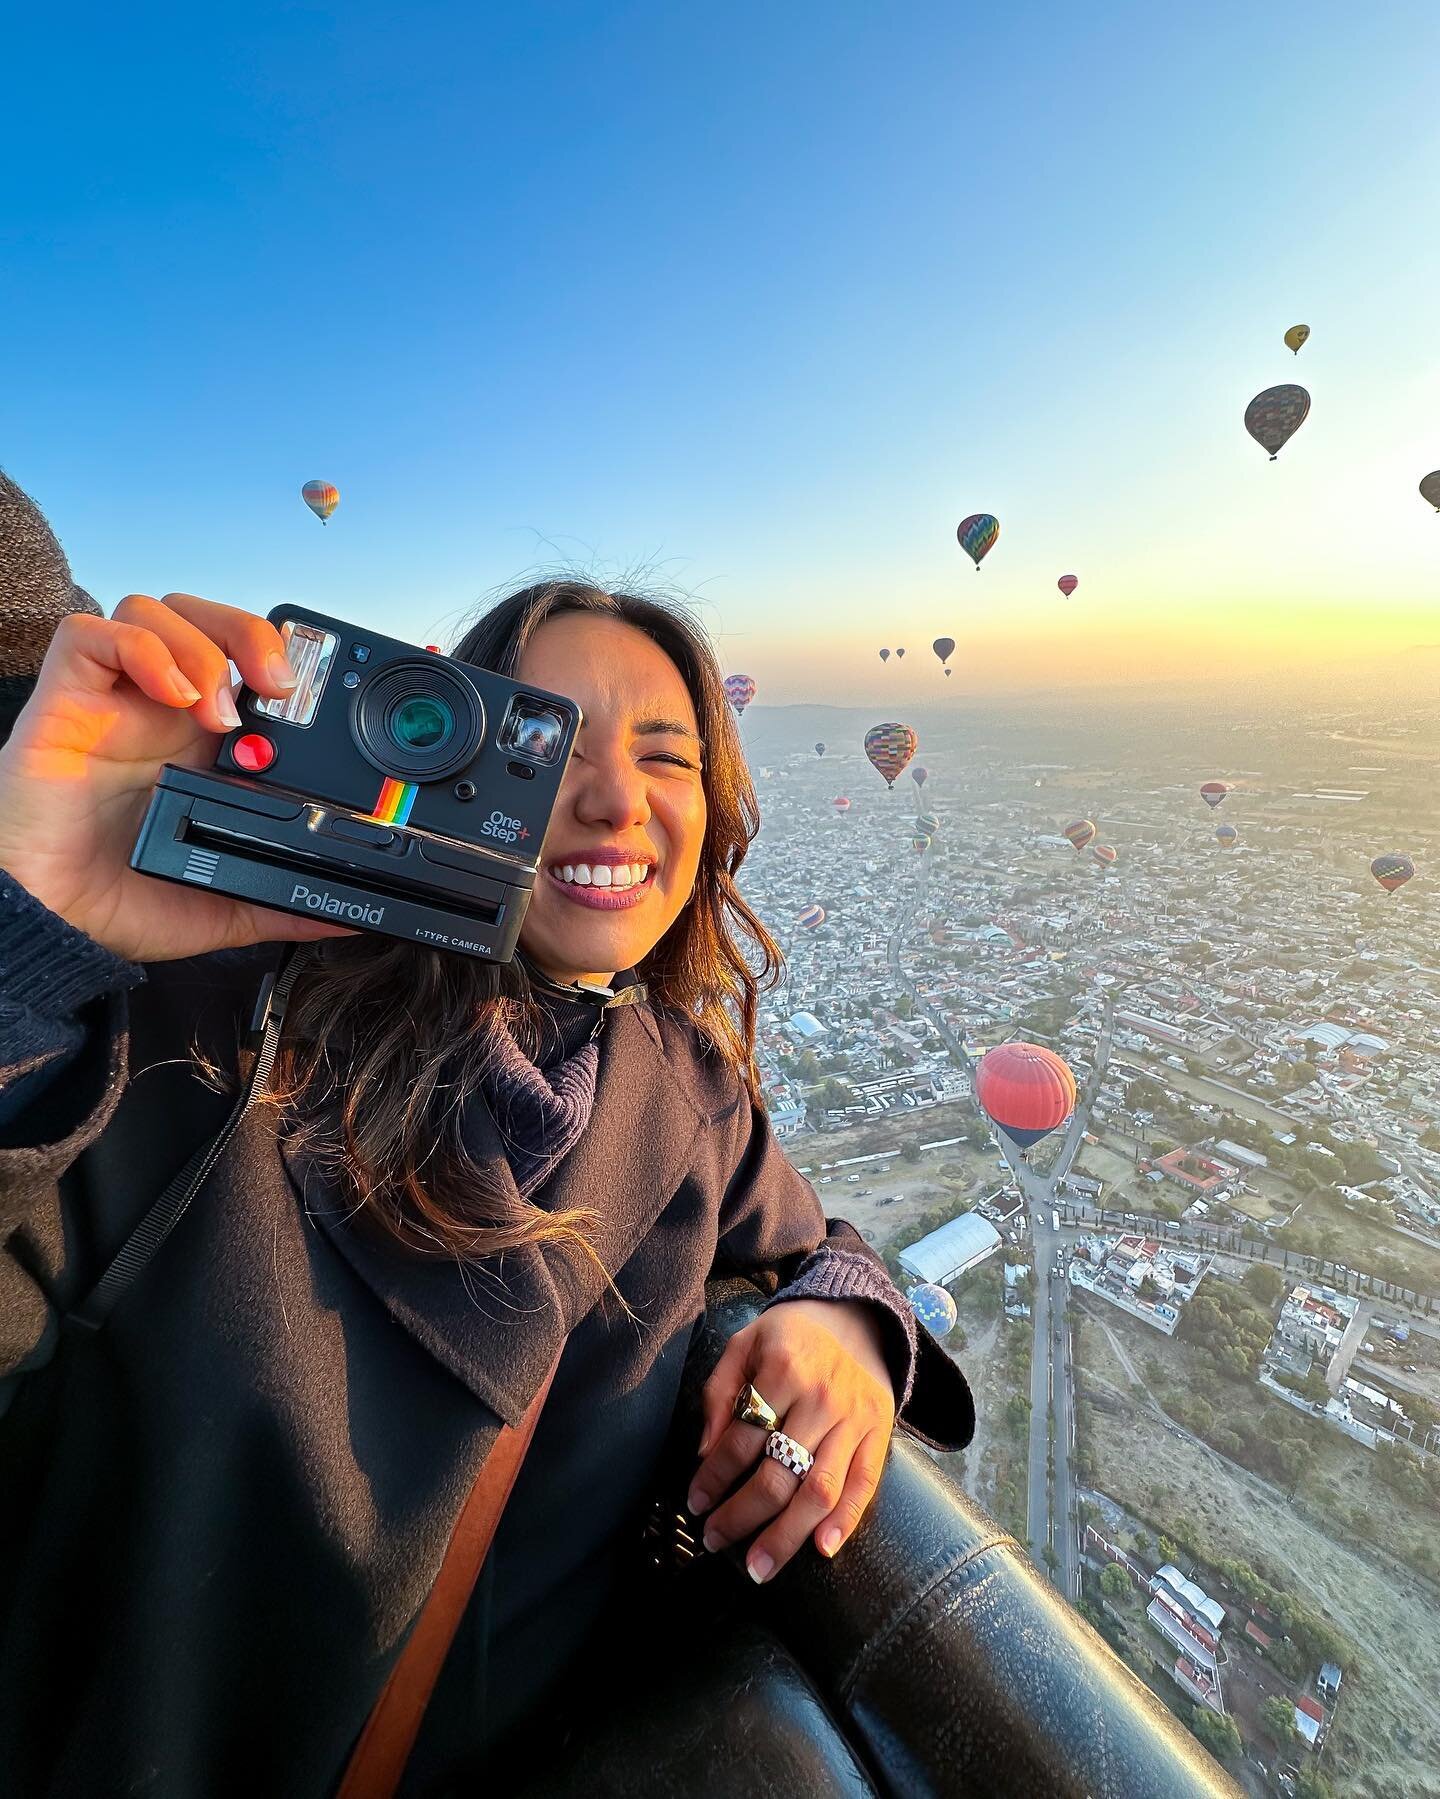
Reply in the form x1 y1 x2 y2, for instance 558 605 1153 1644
545 847 657 910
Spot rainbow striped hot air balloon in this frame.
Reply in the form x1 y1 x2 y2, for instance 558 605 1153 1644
911 835 931 853
798 903 826 929
1057 574 1079 598
864 722 918 789
1371 854 1415 895
1200 781 1231 810
1216 823 1239 849
907 1284 958 1338
1092 844 1118 869
916 812 939 837
723 673 756 717
301 480 340 525
975 1042 1077 1152
1064 819 1097 852
957 513 999 571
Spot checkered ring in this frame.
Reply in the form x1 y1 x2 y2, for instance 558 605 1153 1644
764 1429 815 1479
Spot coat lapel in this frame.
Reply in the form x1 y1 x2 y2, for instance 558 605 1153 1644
286 1003 708 1428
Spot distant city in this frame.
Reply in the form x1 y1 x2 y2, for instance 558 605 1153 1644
735 686 1440 1799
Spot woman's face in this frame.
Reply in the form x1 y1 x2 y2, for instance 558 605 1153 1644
515 612 708 986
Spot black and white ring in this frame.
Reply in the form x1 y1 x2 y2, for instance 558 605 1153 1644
764 1429 815 1479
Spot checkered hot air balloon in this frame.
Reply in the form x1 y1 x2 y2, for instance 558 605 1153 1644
908 1284 958 1338
1370 854 1415 896
956 513 999 570
1244 384 1310 461
301 480 340 524
975 1042 1077 1152
723 673 756 717
863 722 918 788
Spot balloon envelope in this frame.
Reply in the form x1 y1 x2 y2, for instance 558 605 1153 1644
879 648 891 662
911 765 928 789
911 835 931 853
916 811 939 837
1092 844 1118 867
1371 853 1415 893
1244 384 1310 460
814 741 826 757
1057 575 1079 598
1216 823 1239 847
832 796 852 814
908 1284 958 1338
1063 819 1097 851
797 904 826 929
301 480 339 524
1420 471 1440 512
957 513 999 569
864 722 919 788
896 647 906 658
932 636 956 666
975 1042 1077 1150
1200 781 1230 809
1284 324 1310 354
723 673 756 715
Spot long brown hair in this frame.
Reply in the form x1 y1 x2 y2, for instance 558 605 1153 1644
257 581 781 1298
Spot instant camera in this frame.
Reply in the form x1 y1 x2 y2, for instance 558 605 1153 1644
130 606 580 960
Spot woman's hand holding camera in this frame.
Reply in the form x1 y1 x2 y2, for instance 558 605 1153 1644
0 592 357 963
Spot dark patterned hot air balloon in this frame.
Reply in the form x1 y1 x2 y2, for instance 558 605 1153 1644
932 636 956 672
832 796 852 816
1092 844 1118 869
1284 324 1310 355
916 812 939 837
301 479 340 524
1057 574 1078 599
957 513 999 570
1371 854 1415 895
896 647 906 659
1063 819 1097 852
723 673 756 716
879 648 891 663
975 1042 1077 1151
911 835 931 853
911 765 929 790
1420 472 1440 512
1216 823 1239 848
798 903 826 929
1200 781 1230 809
814 741 826 757
908 1284 958 1338
864 722 918 788
1244 384 1310 461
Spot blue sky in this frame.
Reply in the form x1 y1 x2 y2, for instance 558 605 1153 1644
3 1 1438 699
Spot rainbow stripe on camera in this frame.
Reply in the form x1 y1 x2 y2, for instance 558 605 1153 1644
369 777 418 826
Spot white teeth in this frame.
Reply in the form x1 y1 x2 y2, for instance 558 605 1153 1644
562 865 575 882
631 863 646 886
573 865 592 886
591 865 613 888
611 864 633 888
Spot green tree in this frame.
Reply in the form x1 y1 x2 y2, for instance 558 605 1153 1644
1099 1562 1130 1600
1296 1764 1336 1799
1260 1695 1298 1747
900 1140 923 1165
1242 1263 1285 1306
1188 1707 1241 1764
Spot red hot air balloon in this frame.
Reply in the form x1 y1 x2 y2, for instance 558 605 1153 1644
864 722 918 788
1063 819 1097 852
1092 844 1118 869
1371 853 1414 895
957 513 999 571
832 796 852 816
911 765 928 789
1200 781 1230 810
723 674 756 716
1057 575 1078 598
975 1042 1077 1152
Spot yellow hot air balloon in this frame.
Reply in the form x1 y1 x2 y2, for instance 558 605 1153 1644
301 480 340 525
1283 324 1310 355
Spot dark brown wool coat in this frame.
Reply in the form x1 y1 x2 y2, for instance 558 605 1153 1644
0 946 973 1798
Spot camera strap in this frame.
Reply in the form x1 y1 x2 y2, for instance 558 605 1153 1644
514 951 649 1043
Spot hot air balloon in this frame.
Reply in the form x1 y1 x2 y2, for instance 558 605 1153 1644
932 636 956 671
832 796 852 816
1057 575 1079 599
1284 324 1310 355
1092 844 1118 869
974 1041 1077 1152
723 673 756 717
895 647 906 659
1200 781 1230 810
916 812 939 837
879 648 891 663
814 741 826 758
957 513 999 571
911 835 931 853
797 904 826 929
1063 819 1097 852
301 480 340 525
1420 471 1440 512
864 722 918 789
1244 384 1310 461
908 1284 958 1338
1216 823 1239 848
1371 853 1415 895
911 766 928 789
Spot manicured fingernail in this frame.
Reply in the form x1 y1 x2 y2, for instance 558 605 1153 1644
702 1528 722 1553
688 1486 711 1515
170 672 203 706
820 1526 842 1557
747 1549 774 1584
215 687 242 729
267 653 298 690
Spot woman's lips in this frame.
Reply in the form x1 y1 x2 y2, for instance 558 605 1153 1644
545 867 652 910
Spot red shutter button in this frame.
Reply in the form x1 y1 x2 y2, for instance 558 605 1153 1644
232 732 276 772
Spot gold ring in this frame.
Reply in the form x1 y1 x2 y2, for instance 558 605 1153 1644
732 1381 779 1432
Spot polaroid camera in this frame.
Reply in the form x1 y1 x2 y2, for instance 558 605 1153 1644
130 606 580 961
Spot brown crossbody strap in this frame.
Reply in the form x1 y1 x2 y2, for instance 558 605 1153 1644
336 1340 568 1799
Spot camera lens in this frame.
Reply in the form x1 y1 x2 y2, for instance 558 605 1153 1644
391 695 453 751
353 660 484 782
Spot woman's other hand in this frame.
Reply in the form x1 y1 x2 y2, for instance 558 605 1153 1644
688 1297 896 1583
0 592 358 963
